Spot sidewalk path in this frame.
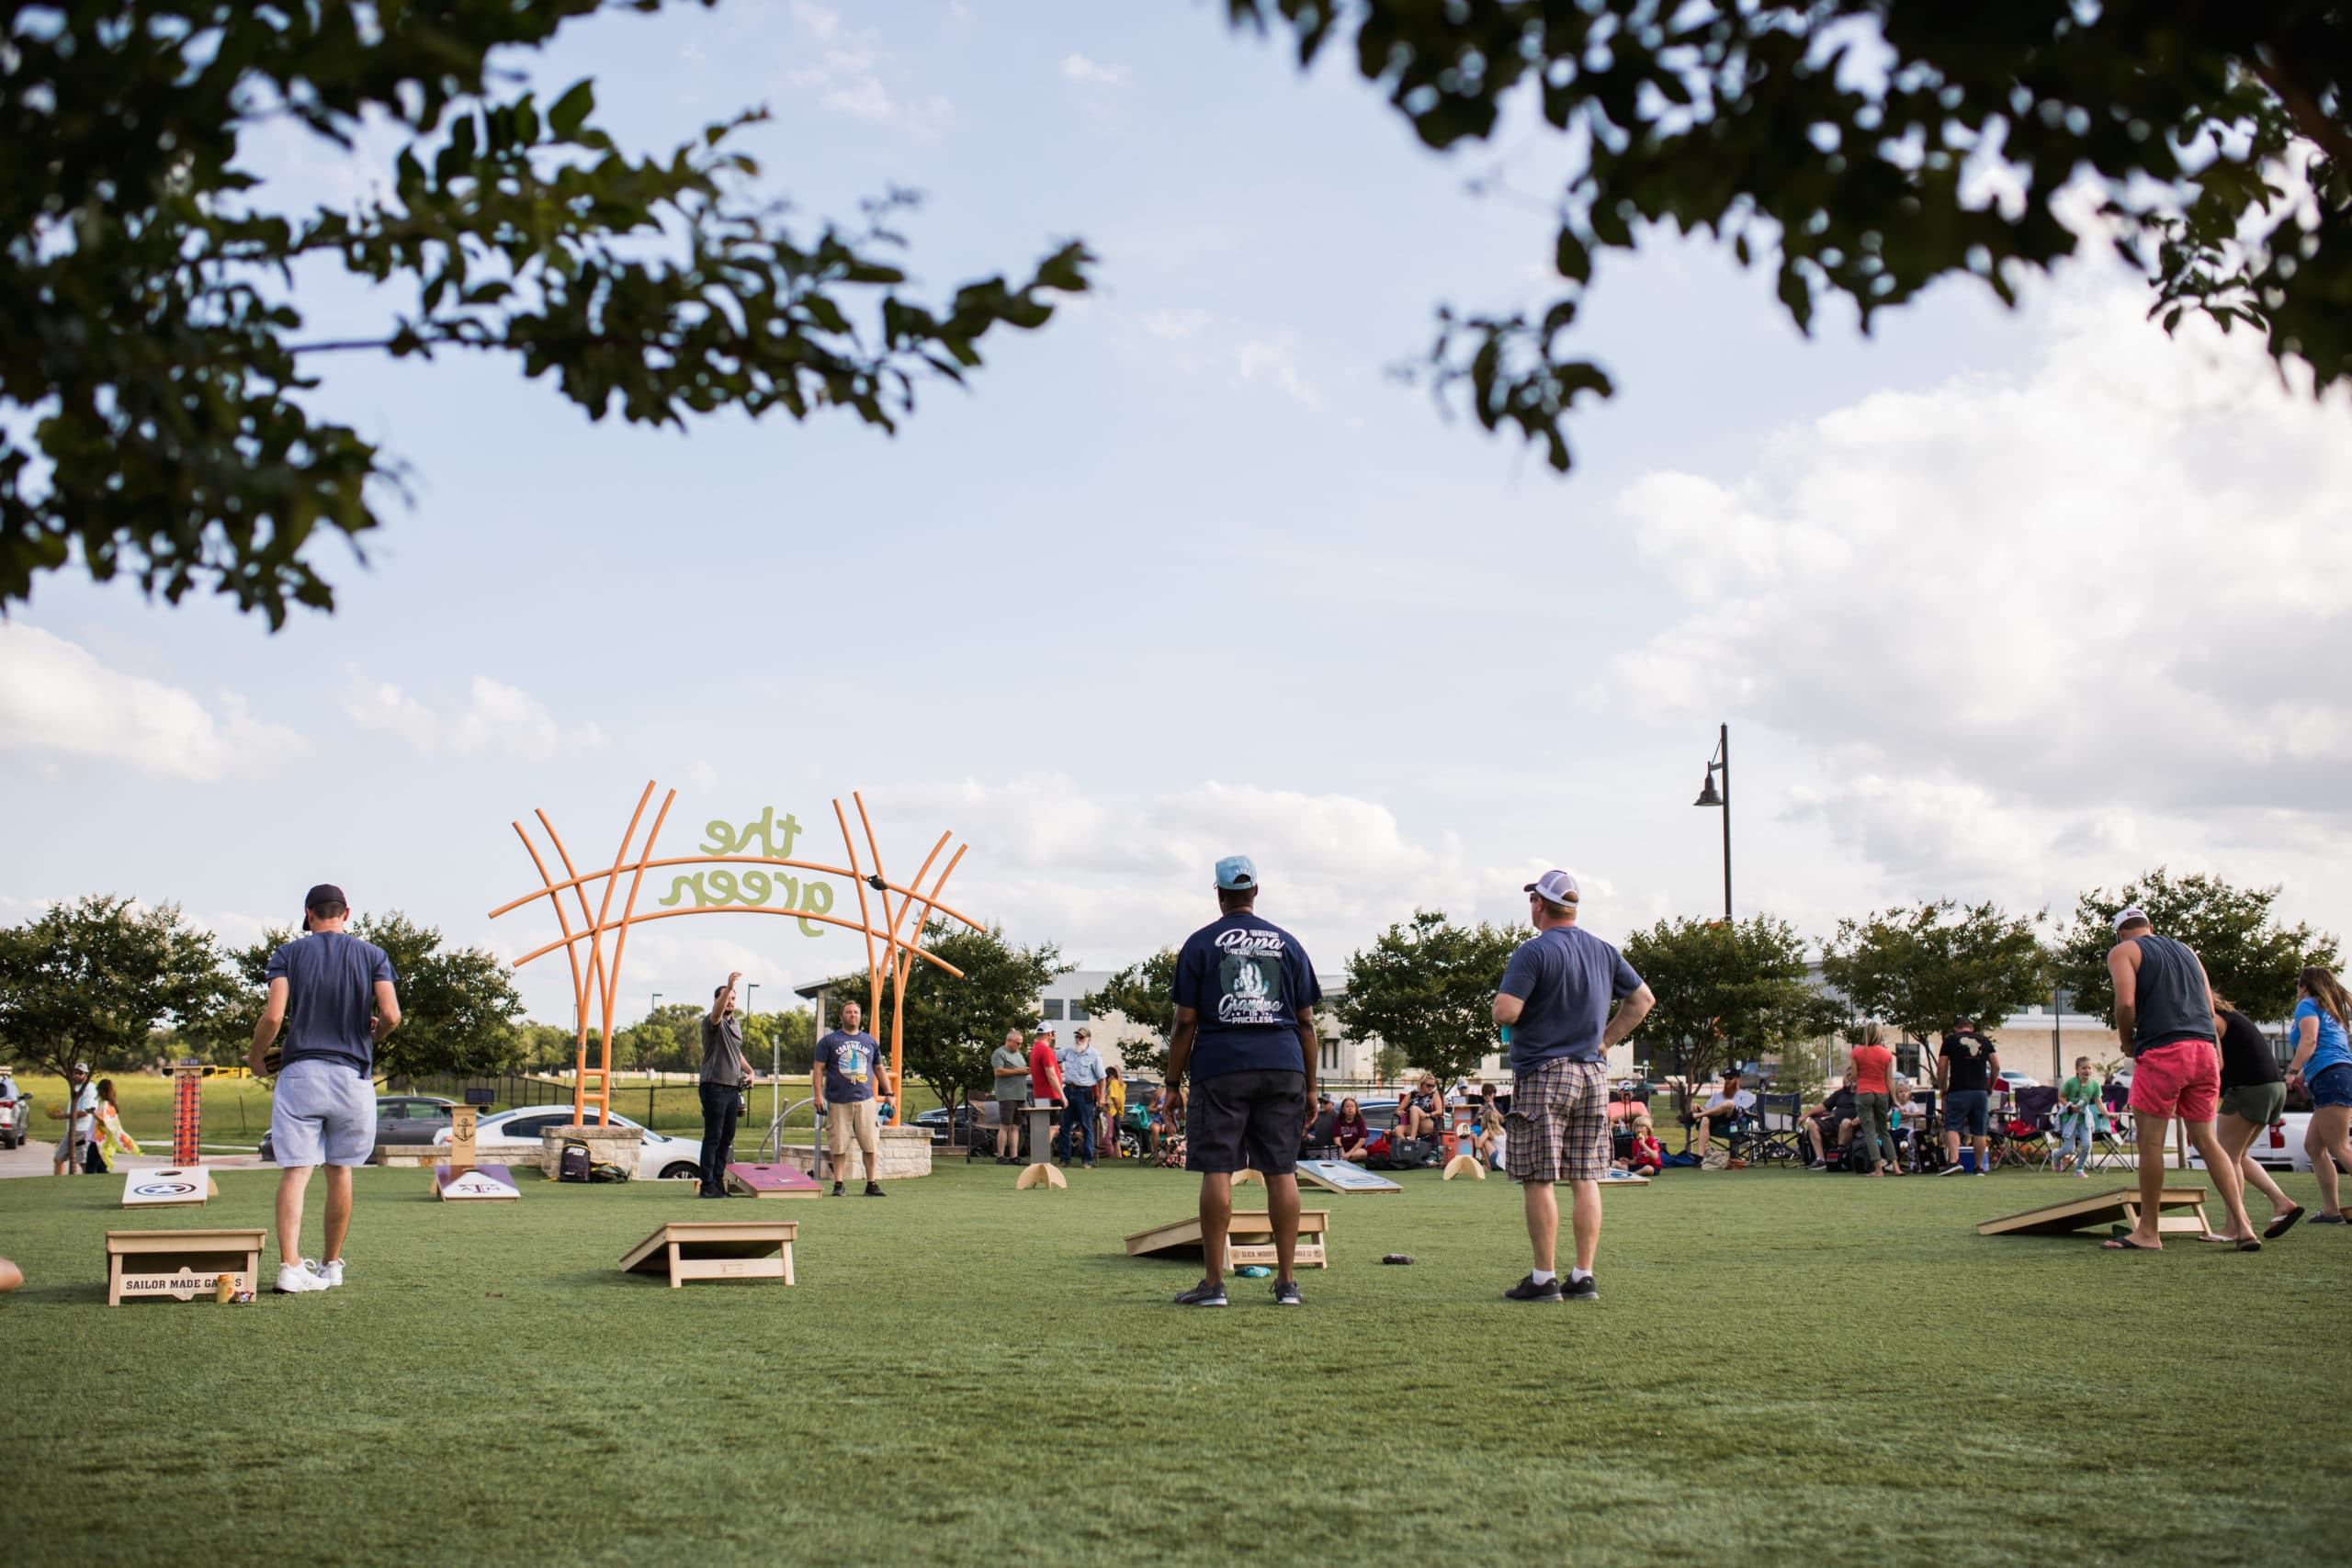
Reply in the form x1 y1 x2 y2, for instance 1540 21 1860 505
0 1141 267 1180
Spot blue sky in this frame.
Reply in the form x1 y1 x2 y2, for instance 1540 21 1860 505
6 1 2347 1025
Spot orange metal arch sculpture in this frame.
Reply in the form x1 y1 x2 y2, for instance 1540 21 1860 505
490 782 978 1128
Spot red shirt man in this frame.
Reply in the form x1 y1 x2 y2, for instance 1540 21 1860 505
1028 1029 1064 1104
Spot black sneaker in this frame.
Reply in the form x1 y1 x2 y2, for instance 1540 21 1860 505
1564 1274 1599 1303
1173 1280 1228 1308
830 1181 845 1197
1272 1279 1302 1306
1806 1159 1826 1170
2312 1212 2350 1224
697 1187 727 1200
1503 1273 1565 1303
863 1181 886 1197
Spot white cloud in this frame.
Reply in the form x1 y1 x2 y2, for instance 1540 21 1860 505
1600 276 2352 893
338 668 609 762
1141 308 1208 340
0 624 309 783
1235 336 1320 407
789 1 841 41
1061 54 1131 88
785 10 952 138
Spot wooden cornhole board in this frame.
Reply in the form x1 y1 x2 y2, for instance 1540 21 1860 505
1976 1185 2211 1239
120 1167 219 1208
1600 1168 1653 1187
1016 1104 1066 1190
106 1228 264 1305
1124 1209 1329 1269
726 1162 823 1198
1296 1159 1400 1194
431 1105 519 1201
621 1220 798 1289
435 1164 520 1201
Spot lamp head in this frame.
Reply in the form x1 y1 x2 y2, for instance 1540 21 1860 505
1693 773 1723 808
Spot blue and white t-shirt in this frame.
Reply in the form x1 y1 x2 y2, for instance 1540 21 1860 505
2295 998 2352 1082
1173 912 1320 1081
815 1030 881 1103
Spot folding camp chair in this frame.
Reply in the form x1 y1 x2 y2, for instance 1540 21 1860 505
1999 1086 2060 1170
1751 1092 1810 1166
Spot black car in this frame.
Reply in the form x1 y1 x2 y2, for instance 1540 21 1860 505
914 1102 981 1146
257 1094 456 1163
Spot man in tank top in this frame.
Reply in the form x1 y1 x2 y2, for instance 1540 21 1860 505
2101 908 2256 1252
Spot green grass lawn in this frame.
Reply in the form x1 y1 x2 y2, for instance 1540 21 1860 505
5 1159 2347 1566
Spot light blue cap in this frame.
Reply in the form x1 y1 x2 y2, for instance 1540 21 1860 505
1215 855 1259 892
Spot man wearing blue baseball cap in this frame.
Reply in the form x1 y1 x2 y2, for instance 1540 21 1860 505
1165 855 1321 1307
1492 868 1654 1304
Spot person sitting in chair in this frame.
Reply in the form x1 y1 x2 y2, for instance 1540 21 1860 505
1802 1071 1860 1169
1689 1070 1755 1161
1331 1097 1374 1162
1396 1074 1446 1145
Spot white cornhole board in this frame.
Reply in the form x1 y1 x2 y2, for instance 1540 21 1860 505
1295 1159 1401 1193
1600 1168 1652 1186
121 1168 218 1208
435 1163 521 1201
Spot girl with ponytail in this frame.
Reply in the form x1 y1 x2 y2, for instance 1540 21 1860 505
2287 966 2352 1223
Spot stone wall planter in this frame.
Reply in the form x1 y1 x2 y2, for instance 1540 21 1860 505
537 1123 646 1179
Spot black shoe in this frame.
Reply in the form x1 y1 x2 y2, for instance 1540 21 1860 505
1806 1159 1826 1170
1504 1273 1565 1303
2312 1212 2350 1224
863 1181 885 1197
1172 1280 1228 1308
697 1187 727 1200
1272 1279 1302 1306
1564 1274 1599 1303
830 1181 844 1197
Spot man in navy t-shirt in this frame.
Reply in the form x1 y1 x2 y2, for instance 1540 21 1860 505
1492 869 1653 1305
813 1000 890 1198
1166 855 1321 1308
248 884 401 1295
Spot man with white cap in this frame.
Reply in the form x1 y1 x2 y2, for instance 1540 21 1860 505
2101 906 2257 1252
51 1061 97 1177
1492 869 1654 1303
1166 855 1321 1307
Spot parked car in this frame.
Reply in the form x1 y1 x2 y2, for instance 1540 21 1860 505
440 1107 704 1182
257 1094 457 1164
2188 1110 2323 1173
1993 1072 2042 1092
914 1103 980 1146
0 1071 28 1149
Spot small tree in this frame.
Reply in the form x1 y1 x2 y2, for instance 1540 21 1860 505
1819 900 2052 1048
888 922 1070 1116
742 1007 816 1079
1081 951 1178 1081
0 896 230 1171
1621 915 1839 1106
1335 911 1522 1088
2055 868 2340 1026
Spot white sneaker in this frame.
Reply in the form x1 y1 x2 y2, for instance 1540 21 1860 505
317 1258 345 1289
274 1259 329 1294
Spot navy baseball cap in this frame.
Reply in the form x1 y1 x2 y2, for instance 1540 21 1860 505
1215 855 1258 891
304 884 346 911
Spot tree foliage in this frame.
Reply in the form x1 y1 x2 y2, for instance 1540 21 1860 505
1819 899 2051 1044
1081 950 1178 1081
887 922 1070 1113
1620 914 1838 1095
1334 910 1521 1087
1 0 1091 623
2054 867 2341 1025
1227 2 2351 469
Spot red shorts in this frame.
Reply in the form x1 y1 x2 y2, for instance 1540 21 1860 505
2128 1039 2220 1122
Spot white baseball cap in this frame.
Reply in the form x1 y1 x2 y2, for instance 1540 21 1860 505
1523 869 1581 905
2112 907 2151 932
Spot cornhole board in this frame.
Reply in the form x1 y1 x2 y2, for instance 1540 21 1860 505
621 1221 797 1289
1296 1159 1400 1194
120 1167 219 1208
1123 1210 1329 1269
106 1228 264 1305
435 1164 521 1201
1600 1168 1653 1187
1976 1185 2211 1238
726 1162 823 1198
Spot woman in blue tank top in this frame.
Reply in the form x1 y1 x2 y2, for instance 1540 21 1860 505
2288 966 2352 1223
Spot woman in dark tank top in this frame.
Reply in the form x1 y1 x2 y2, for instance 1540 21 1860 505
2208 990 2302 1242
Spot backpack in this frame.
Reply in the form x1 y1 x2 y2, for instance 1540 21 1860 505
1383 1136 1439 1170
558 1139 593 1183
587 1160 631 1183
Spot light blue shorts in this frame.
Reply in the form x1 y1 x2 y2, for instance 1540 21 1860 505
270 1057 377 1167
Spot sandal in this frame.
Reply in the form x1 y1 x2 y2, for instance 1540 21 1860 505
2101 1236 2159 1250
2265 1206 2307 1240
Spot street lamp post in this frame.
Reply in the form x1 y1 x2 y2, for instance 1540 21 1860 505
745 981 770 1138
648 993 662 1122
1692 721 1732 922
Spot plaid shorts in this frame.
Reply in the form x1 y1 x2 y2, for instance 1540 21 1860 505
1505 1057 1609 1183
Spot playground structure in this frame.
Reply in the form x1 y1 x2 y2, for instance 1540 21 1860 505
490 783 981 1130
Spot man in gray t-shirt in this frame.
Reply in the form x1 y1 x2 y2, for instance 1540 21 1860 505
989 1028 1030 1164
696 973 752 1198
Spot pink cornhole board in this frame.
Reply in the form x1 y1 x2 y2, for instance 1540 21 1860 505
726 1162 823 1198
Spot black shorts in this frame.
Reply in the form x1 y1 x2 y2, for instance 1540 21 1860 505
1185 1069 1307 1176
